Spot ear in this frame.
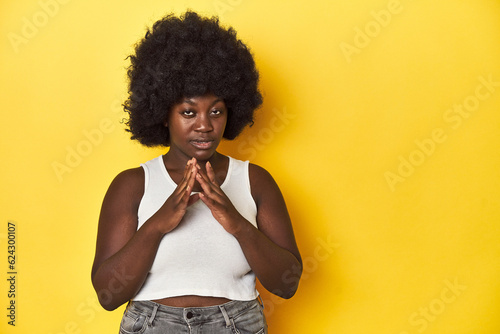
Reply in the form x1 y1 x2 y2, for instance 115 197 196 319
163 121 168 127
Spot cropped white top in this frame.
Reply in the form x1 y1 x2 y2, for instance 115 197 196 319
132 155 259 301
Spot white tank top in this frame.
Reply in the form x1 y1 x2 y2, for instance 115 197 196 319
132 155 259 301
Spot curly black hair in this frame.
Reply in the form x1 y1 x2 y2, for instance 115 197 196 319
124 11 263 147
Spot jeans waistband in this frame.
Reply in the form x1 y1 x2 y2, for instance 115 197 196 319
127 298 263 326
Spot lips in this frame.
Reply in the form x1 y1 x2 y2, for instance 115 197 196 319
190 139 214 150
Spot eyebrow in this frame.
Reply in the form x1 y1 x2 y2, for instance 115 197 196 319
182 98 224 107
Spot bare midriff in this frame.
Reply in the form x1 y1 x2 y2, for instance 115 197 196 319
152 295 232 307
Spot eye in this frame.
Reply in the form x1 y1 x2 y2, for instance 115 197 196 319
211 109 225 116
182 110 195 117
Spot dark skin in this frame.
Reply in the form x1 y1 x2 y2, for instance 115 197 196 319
91 94 302 310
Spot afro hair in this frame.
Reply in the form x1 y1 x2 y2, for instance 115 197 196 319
124 11 263 147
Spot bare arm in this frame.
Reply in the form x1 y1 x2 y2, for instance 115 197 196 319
197 162 302 298
91 161 199 310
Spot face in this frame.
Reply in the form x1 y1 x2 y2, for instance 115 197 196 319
165 93 228 162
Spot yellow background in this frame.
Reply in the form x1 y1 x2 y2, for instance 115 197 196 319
1 0 500 333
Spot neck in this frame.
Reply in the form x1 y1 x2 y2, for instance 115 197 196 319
163 149 222 171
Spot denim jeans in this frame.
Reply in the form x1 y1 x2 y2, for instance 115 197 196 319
119 298 267 334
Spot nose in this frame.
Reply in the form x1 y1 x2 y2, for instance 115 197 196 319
194 113 213 132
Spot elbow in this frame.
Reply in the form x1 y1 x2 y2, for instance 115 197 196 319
99 300 120 312
279 289 298 300
95 288 125 311
91 274 127 311
279 263 302 299
282 276 301 299
271 283 299 300
271 267 302 299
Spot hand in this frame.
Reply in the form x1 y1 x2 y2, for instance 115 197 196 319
195 161 246 235
153 158 200 234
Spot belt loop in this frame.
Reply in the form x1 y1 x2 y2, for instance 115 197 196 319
148 303 159 326
219 305 231 327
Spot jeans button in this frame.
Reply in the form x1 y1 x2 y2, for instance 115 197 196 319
186 311 193 319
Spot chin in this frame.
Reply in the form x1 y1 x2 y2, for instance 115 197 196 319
191 150 217 161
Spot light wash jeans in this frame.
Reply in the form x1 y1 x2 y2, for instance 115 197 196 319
119 298 267 334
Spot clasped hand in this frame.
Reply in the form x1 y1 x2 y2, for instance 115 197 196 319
157 158 245 236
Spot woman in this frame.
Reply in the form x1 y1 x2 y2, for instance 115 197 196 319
91 11 302 334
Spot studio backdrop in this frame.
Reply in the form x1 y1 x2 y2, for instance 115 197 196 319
1 0 500 333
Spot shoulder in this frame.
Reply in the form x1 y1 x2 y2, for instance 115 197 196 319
103 167 145 208
248 163 275 184
109 167 144 190
248 163 282 206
